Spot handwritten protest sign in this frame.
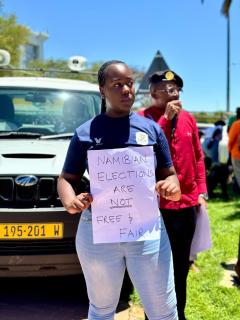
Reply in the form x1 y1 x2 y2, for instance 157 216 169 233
87 146 160 243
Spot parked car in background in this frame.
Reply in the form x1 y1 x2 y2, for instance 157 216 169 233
197 121 228 164
196 122 214 143
0 76 101 276
218 125 229 164
197 121 231 199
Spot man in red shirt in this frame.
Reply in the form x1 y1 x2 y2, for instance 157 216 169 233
139 70 207 320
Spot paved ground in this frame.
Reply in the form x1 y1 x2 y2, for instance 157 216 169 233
0 275 144 320
115 303 144 320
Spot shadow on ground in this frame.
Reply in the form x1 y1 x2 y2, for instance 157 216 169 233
0 274 132 320
221 261 240 289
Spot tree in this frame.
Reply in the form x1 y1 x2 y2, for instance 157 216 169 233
27 59 145 86
221 0 232 16
201 0 232 16
27 59 99 83
0 14 30 66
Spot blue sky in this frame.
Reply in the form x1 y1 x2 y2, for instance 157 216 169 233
2 0 240 112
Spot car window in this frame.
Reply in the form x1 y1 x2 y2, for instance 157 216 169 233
0 89 101 135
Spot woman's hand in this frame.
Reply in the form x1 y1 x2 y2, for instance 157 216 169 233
57 174 93 214
65 192 93 214
155 176 181 201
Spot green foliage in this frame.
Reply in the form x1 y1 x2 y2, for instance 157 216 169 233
2 58 145 86
191 111 230 123
0 14 30 66
26 59 98 83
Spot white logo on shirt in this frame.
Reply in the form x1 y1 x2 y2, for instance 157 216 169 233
94 137 102 144
136 132 148 145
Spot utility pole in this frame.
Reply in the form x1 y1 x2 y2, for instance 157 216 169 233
226 13 230 112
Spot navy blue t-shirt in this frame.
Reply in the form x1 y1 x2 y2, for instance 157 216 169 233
63 112 172 175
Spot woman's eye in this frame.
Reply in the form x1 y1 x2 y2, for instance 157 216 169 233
113 81 133 88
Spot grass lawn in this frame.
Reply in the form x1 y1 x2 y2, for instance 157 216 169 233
186 197 240 320
130 195 240 319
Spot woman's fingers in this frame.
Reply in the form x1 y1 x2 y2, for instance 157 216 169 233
65 193 93 213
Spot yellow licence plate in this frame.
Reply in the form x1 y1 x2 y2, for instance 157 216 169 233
0 223 63 240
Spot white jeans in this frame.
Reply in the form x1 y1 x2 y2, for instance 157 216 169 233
75 209 178 320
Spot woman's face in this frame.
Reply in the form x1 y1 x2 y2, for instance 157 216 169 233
100 63 135 117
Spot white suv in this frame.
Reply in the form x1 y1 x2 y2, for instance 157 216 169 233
0 76 101 276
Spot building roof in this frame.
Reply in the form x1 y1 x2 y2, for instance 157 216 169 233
137 50 169 94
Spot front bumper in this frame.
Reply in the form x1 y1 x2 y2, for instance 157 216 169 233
0 207 81 277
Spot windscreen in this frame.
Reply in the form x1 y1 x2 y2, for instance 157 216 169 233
0 88 101 135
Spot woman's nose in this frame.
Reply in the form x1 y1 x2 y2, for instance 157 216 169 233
122 84 130 94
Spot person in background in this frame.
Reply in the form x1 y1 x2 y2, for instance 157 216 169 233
139 69 207 320
202 120 225 165
227 107 240 133
228 117 240 189
202 120 229 199
235 234 240 279
58 61 181 320
226 107 240 193
227 112 240 282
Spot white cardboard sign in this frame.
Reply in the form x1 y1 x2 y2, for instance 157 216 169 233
87 146 160 243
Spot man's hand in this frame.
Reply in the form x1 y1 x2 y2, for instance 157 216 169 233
164 100 182 120
198 195 207 208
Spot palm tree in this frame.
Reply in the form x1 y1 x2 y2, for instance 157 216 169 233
221 0 232 16
201 0 232 16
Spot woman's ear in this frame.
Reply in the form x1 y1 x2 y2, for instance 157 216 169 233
99 87 105 99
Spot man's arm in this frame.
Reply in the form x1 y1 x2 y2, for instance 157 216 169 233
192 118 207 195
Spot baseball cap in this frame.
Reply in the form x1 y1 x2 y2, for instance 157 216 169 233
149 70 183 88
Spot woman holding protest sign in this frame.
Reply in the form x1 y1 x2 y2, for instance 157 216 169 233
57 60 181 320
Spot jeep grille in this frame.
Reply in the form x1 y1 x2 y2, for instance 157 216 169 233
0 176 61 208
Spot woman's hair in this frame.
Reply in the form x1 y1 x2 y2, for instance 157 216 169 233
98 60 126 113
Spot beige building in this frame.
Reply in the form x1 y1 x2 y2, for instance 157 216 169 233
20 30 48 68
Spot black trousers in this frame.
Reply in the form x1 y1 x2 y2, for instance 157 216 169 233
161 206 197 320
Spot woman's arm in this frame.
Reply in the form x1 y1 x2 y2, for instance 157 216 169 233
57 172 93 214
155 166 181 201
